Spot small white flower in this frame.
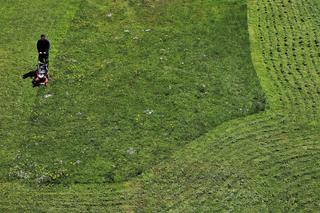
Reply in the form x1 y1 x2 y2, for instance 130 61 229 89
124 29 130 33
106 12 112 18
16 170 29 179
44 94 53 98
144 109 154 115
36 175 46 183
127 147 136 155
75 160 81 164
145 29 151 32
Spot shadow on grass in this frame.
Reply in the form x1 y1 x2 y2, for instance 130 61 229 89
22 70 36 79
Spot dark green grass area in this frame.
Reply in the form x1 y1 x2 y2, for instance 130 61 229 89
6 0 264 184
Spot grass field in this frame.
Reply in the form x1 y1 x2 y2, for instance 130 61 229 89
0 0 319 212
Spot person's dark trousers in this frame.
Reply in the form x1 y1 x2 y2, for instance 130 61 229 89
38 52 49 64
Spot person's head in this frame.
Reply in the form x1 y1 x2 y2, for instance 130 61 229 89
40 34 46 40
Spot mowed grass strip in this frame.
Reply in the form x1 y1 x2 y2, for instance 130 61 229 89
8 0 265 184
129 114 320 212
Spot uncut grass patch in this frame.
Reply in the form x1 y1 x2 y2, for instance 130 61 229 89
0 0 81 180
7 0 264 184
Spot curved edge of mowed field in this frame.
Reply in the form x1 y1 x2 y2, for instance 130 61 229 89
126 0 320 212
1 0 320 212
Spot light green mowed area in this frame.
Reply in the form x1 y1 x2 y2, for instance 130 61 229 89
0 0 319 212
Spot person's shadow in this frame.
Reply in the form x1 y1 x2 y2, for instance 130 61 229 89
22 69 36 79
22 68 38 87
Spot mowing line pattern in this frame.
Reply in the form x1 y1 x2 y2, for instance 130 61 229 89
256 0 320 116
128 0 320 211
1 0 320 211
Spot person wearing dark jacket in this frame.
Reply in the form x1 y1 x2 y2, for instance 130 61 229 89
37 34 50 63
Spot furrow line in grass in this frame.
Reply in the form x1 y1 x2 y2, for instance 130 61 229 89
172 117 290 165
260 162 320 186
266 0 300 109
194 124 279 156
287 169 320 188
289 0 320 116
249 137 320 180
282 0 320 113
183 114 293 161
305 6 320 79
218 129 291 164
215 112 285 137
257 0 285 105
256 0 319 114
297 0 320 90
253 1 284 109
287 0 320 111
269 0 307 110
266 151 319 169
260 0 306 112
268 0 313 113
276 0 314 112
216 118 287 145
271 143 320 164
257 0 292 109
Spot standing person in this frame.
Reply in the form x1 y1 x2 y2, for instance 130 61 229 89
37 34 50 63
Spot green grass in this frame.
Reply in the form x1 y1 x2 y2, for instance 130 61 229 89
2 0 264 185
1 0 319 212
126 0 320 211
0 0 81 180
